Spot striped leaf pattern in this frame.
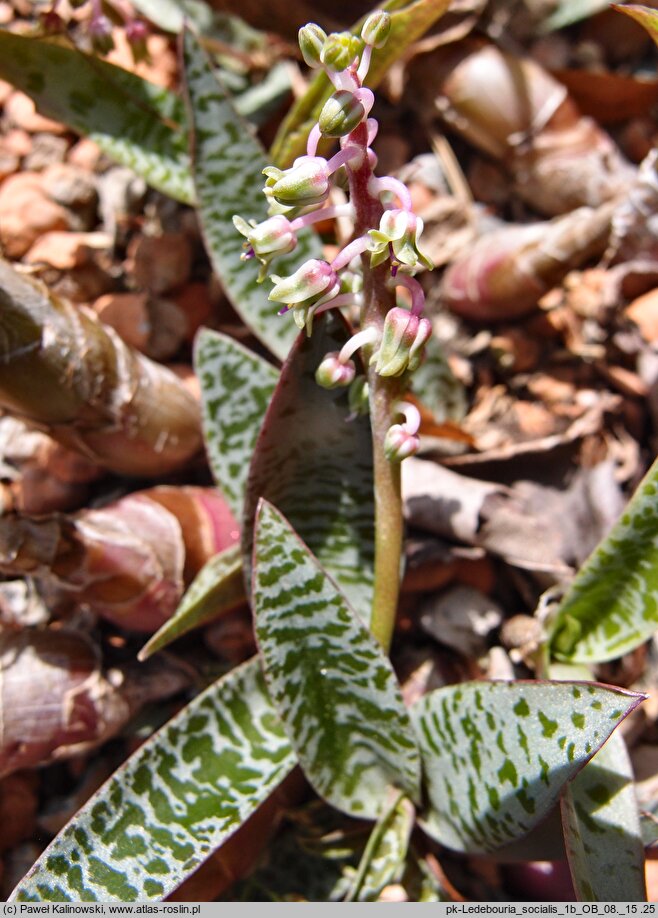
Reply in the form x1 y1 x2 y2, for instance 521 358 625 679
195 328 278 520
139 544 245 660
551 457 658 663
413 681 643 854
0 31 194 204
11 658 296 902
253 500 421 819
561 730 646 901
347 795 415 901
183 30 322 360
244 313 375 620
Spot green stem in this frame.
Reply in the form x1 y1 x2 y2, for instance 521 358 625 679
346 123 403 653
367 362 404 652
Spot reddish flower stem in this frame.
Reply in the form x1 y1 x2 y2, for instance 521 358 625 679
345 121 404 652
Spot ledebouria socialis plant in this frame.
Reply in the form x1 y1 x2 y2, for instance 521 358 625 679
233 10 433 649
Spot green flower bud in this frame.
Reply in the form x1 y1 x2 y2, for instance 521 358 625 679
361 11 391 48
320 31 360 71
263 156 330 209
298 23 327 68
373 307 432 377
319 90 366 138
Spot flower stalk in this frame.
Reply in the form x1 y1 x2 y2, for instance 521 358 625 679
233 11 434 651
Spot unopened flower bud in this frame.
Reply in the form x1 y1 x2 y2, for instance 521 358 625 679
89 14 114 54
384 425 419 461
125 19 149 60
321 31 361 71
361 11 391 48
373 307 432 376
233 214 297 280
319 91 366 138
299 23 327 68
126 19 148 42
315 352 356 389
264 156 330 209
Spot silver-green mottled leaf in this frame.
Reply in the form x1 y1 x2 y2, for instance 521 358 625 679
253 500 421 819
10 658 295 902
194 328 278 521
139 544 245 660
243 313 374 619
183 30 322 360
414 681 643 854
561 730 646 901
0 31 194 204
346 794 414 901
551 457 658 663
400 854 453 902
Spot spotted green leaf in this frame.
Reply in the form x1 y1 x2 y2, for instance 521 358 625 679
550 457 658 663
194 328 278 521
561 730 646 901
611 5 658 48
243 312 374 618
346 794 414 901
183 30 322 361
253 500 421 819
413 681 643 854
270 0 451 168
139 544 245 660
0 31 194 204
10 658 295 902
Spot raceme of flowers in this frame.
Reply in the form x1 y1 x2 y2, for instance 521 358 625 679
233 11 433 460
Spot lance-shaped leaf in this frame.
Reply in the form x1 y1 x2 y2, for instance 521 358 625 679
0 31 193 204
10 657 296 902
253 500 421 819
413 681 644 854
243 313 374 619
612 4 658 47
0 259 202 476
346 794 415 901
194 329 279 521
561 729 646 901
550 457 658 663
270 0 451 168
139 544 246 659
183 30 322 361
